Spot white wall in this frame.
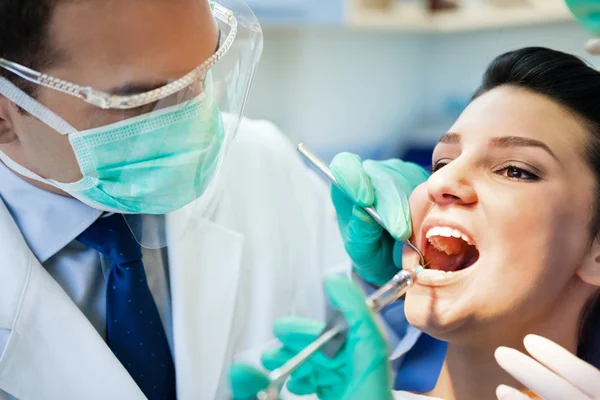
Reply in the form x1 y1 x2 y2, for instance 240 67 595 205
424 22 595 114
243 21 598 160
244 28 428 159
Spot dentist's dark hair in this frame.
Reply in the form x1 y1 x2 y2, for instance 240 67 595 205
0 0 58 96
472 46 600 368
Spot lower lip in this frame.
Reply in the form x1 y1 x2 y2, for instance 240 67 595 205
415 260 478 288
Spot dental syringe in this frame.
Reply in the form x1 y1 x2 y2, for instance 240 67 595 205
257 266 423 400
254 145 426 400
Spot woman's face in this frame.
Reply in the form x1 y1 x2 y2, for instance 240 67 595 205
403 85 598 345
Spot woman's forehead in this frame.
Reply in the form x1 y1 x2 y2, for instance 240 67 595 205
447 86 589 158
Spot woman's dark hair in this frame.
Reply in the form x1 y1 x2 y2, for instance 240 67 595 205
473 47 600 368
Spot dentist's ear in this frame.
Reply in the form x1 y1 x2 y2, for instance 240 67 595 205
0 96 18 145
577 237 600 286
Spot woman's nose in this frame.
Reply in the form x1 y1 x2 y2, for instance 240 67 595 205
427 161 477 207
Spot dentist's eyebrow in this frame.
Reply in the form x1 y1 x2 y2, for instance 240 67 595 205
489 136 560 162
108 31 222 96
437 132 461 145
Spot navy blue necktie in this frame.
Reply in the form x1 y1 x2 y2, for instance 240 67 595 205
77 214 176 400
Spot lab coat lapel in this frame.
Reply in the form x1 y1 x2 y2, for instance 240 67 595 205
168 199 244 400
0 200 145 400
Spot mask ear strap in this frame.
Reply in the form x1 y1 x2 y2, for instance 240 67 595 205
0 77 77 135
0 150 54 184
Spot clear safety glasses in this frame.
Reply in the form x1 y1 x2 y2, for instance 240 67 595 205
0 1 236 110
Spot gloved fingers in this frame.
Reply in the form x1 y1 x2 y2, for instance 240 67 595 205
313 368 347 387
261 347 313 380
262 347 345 377
331 185 355 225
495 385 530 400
523 334 600 397
273 316 324 347
287 374 346 398
585 38 600 55
317 384 347 400
325 275 380 331
566 0 600 35
339 206 398 286
363 160 413 241
332 186 385 251
330 152 374 207
377 159 430 190
273 316 343 366
228 363 271 400
325 276 391 392
345 362 394 400
346 205 384 245
495 346 592 400
286 376 318 396
260 347 286 371
325 276 389 352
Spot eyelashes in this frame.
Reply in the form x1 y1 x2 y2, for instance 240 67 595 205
431 160 541 182
495 165 540 181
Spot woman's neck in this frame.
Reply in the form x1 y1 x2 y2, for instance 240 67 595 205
427 276 593 399
428 342 524 399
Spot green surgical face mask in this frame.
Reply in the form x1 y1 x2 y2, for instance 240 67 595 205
0 75 225 215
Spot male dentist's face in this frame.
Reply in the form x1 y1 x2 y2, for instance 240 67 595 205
0 0 219 192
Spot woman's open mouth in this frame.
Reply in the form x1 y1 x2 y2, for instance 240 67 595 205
423 226 480 273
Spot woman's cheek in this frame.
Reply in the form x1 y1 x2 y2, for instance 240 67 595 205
409 183 431 229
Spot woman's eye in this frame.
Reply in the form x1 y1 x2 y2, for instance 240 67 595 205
431 160 449 173
498 165 540 181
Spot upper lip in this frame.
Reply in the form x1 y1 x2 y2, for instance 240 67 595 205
419 217 478 255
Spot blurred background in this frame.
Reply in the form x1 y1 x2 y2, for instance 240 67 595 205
242 0 598 170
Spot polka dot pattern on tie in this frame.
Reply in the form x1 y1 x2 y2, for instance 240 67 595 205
77 214 176 400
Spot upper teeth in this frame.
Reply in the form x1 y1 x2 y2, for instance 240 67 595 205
426 226 474 246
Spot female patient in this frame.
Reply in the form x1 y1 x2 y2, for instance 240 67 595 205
400 46 600 399
230 47 600 400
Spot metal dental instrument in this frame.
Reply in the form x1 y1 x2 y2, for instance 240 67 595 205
297 143 426 266
254 144 426 400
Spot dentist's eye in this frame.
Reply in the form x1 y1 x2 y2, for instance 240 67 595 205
497 165 540 181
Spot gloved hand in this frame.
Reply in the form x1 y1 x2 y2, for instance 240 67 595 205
565 0 600 54
566 0 600 35
229 363 272 400
261 275 393 400
494 334 600 400
331 153 428 286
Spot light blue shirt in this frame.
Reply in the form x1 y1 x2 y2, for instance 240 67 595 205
0 162 174 351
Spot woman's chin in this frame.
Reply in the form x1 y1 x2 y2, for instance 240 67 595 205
405 288 470 339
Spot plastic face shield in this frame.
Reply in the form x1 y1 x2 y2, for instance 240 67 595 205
0 0 263 249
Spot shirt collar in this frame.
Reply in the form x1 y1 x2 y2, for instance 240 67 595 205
0 162 102 263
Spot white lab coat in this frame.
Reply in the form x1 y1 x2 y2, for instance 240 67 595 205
0 118 349 400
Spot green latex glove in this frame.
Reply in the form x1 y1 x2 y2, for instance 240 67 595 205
229 363 272 400
566 0 600 35
330 153 429 286
262 275 393 400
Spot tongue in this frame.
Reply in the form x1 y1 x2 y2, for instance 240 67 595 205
425 241 468 272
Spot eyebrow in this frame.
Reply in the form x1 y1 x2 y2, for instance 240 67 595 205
437 132 560 162
107 30 222 97
489 136 559 162
437 132 461 145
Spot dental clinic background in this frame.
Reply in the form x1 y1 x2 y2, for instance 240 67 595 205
243 0 594 165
